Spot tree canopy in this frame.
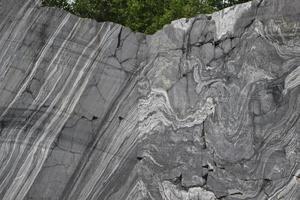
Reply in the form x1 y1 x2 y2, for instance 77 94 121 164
42 0 251 34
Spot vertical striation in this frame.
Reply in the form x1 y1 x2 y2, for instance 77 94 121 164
0 0 299 199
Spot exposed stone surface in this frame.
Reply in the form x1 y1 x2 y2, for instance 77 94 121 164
0 0 299 199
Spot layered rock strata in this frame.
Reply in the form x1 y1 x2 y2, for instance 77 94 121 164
0 0 299 199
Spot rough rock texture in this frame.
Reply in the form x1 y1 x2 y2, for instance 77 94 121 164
0 0 299 199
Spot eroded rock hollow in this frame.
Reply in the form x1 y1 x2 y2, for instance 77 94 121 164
0 0 299 199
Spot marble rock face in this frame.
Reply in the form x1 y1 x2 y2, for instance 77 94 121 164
0 0 299 199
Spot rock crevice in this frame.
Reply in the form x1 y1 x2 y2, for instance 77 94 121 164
0 0 299 199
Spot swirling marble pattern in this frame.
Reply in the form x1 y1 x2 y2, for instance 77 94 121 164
0 0 299 199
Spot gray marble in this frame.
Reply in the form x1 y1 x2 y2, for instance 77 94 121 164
0 0 299 199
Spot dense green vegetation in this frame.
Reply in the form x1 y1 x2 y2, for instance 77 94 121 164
42 0 250 34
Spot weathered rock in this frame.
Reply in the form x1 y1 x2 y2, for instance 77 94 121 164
0 0 299 200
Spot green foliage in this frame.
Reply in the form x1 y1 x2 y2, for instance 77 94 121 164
42 0 72 11
42 0 250 34
216 0 251 9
